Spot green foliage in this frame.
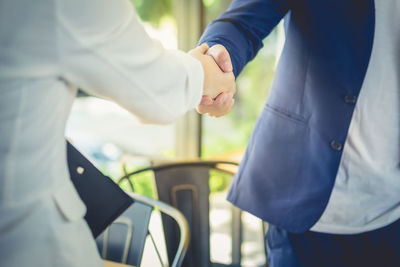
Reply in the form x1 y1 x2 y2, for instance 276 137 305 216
128 170 156 198
119 178 134 193
202 42 278 159
119 164 231 196
121 163 157 198
209 170 231 192
121 167 231 195
202 0 232 25
131 0 172 26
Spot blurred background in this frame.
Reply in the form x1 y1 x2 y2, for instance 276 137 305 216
66 0 284 266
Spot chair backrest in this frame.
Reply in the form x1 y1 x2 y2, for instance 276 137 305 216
119 161 242 267
96 192 190 267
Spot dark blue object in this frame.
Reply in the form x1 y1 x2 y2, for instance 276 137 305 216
66 141 133 238
95 198 152 266
199 0 375 233
266 219 400 267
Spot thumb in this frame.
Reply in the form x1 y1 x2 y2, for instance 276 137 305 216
196 43 209 54
207 44 233 73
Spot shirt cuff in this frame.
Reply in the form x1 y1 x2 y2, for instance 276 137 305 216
169 50 204 110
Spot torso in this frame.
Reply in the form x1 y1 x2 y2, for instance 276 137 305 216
312 0 400 234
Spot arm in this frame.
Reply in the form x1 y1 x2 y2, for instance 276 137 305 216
57 0 234 124
196 0 289 117
199 0 290 77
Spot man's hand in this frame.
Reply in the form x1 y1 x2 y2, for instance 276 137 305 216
189 43 235 99
196 44 235 117
197 92 235 118
206 44 233 73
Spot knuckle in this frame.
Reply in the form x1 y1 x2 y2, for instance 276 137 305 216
216 51 225 61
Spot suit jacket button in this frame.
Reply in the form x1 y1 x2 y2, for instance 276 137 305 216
330 140 343 151
344 95 357 104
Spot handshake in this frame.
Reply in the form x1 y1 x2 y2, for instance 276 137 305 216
189 43 235 118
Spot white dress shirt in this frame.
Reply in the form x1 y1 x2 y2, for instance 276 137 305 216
0 0 203 266
312 0 400 234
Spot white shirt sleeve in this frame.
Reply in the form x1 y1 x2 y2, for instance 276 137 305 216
56 0 203 124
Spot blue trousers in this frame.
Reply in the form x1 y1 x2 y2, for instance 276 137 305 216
266 219 400 267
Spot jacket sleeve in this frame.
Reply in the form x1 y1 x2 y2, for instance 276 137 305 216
199 0 290 77
57 0 203 124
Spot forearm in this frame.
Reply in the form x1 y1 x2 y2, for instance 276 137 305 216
58 0 203 124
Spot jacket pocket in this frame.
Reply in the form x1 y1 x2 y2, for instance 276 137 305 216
232 103 310 217
265 103 308 125
52 181 86 222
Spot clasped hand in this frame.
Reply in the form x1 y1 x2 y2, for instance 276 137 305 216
189 43 235 117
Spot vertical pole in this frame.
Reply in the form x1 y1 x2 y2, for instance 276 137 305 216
174 0 204 159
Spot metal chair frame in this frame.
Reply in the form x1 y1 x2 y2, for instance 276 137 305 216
117 160 244 267
97 192 190 267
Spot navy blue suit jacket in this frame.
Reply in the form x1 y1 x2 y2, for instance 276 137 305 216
199 0 375 233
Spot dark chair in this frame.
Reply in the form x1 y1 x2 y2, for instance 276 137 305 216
96 192 190 267
118 161 244 267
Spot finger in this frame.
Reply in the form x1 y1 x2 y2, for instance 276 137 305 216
197 43 209 54
207 45 232 72
199 95 213 106
214 92 228 104
223 92 235 103
196 105 207 114
196 103 213 114
216 99 234 117
197 101 220 116
212 94 234 117
197 91 234 116
207 44 233 72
